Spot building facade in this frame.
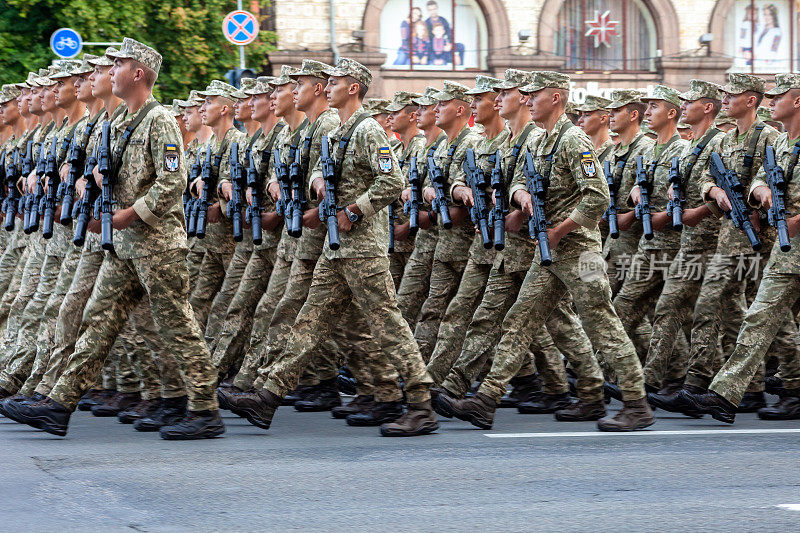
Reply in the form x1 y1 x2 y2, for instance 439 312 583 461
266 0 800 99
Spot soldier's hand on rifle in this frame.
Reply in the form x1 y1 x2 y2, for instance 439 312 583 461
246 188 253 205
113 206 139 230
87 219 101 234
219 182 233 201
207 202 221 224
75 178 86 200
787 214 800 238
709 186 732 212
311 177 325 200
336 204 358 232
395 221 410 242
751 185 772 209
423 186 436 203
512 190 533 217
650 211 670 232
59 163 69 182
191 177 203 196
400 187 411 203
629 185 642 206
505 209 525 233
303 207 321 229
749 211 761 233
617 210 637 231
27 172 37 193
452 185 474 207
268 181 281 202
262 211 281 231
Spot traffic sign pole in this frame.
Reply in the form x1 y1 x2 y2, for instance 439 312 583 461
238 0 245 69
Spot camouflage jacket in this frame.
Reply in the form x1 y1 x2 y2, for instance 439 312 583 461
427 124 482 263
309 106 403 260
494 123 545 273
408 132 446 254
629 133 688 251
509 113 607 261
269 120 310 263
202 126 244 255
749 132 800 273
108 97 188 259
701 118 778 255
249 121 285 251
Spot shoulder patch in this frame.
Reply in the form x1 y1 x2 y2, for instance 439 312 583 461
378 146 393 174
581 151 597 178
164 143 179 172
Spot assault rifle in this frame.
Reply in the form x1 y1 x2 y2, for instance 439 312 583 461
42 132 62 239
762 146 791 252
73 144 100 247
319 136 340 250
288 145 305 238
194 146 216 239
404 156 421 235
463 148 491 249
427 154 452 229
634 156 654 240
523 152 552 266
272 148 293 234
603 160 619 239
666 156 685 230
708 152 761 251
227 142 244 242
246 149 263 245
489 151 507 251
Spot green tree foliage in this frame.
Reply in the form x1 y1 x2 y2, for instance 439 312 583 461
0 0 276 101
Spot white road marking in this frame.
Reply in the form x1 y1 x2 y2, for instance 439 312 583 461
484 428 800 438
776 504 800 511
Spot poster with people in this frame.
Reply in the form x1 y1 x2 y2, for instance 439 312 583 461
731 0 792 72
380 0 486 70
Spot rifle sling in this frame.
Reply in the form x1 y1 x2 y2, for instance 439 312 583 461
782 140 800 184
257 123 285 178
112 100 161 177
539 121 573 186
742 124 765 171
506 123 536 184
647 134 680 181
682 127 722 181
333 112 370 182
443 127 471 183
598 144 614 163
612 133 645 186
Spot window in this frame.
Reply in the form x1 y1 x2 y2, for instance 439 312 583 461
554 0 657 71
726 0 798 73
380 0 488 70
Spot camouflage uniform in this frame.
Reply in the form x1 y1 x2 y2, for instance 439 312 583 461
262 61 432 403
48 40 217 412
642 80 724 389
709 74 800 402
476 72 643 403
414 82 483 363
612 86 689 364
684 73 780 392
211 106 285 376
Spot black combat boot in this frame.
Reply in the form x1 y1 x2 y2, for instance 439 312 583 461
379 400 439 437
134 396 188 432
347 401 404 426
648 384 705 418
92 391 141 417
7 397 71 436
294 378 341 412
1 393 45 422
677 389 736 424
737 391 766 413
283 385 314 406
118 398 161 424
501 374 542 408
159 410 226 440
77 388 111 411
758 390 800 420
517 392 571 414
331 395 375 419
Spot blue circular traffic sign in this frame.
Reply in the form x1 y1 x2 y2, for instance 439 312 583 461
222 10 259 46
50 28 83 58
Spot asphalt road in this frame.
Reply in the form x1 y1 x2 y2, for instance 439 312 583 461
2 398 799 532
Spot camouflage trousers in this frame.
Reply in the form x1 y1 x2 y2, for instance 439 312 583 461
612 248 681 363
477 252 642 403
0 246 27 335
0 239 45 368
710 270 800 404
114 312 160 398
253 256 339 390
389 250 411 290
0 244 24 316
426 258 491 385
205 243 253 349
413 258 468 362
0 251 63 393
442 261 601 403
19 247 81 396
186 242 206 292
36 249 104 396
264 255 433 404
189 248 233 331
211 247 277 377
396 246 436 330
49 249 218 412
232 253 293 391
